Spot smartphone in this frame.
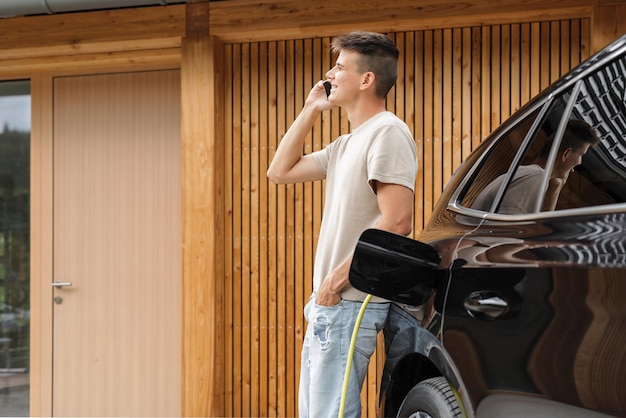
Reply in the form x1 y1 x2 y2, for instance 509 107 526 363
323 80 331 97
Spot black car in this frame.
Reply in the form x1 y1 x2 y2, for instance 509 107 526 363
350 33 626 418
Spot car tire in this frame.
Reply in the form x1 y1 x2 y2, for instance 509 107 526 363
396 377 463 418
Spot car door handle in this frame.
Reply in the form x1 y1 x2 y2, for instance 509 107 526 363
464 291 509 319
52 281 73 288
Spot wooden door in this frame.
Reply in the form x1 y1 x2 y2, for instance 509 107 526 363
51 70 181 417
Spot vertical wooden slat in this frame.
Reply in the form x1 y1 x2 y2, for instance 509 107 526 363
480 27 491 141
451 27 463 175
561 21 571 79
411 31 426 236
461 27 473 162
531 22 542 98
284 39 298 418
390 37 401 115
442 28 453 188
541 21 551 90
249 41 261 418
275 39 288 418
501 24 511 121
517 24 529 109
231 41 243 418
258 40 270 418
491 26 502 131
423 30 434 221
521 23 531 106
571 20 582 69
408 31 424 236
241 41 253 417
471 27 483 152
551 21 561 83
316 36 331 283
510 24 521 115
303 36 316 341
579 18 588 77
403 31 417 231
224 43 235 418
267 40 279 418
433 30 443 206
292 43 304 375
296 38 310 400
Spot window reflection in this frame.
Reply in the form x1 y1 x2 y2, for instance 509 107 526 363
570 54 626 207
0 80 29 418
459 107 542 210
462 59 626 216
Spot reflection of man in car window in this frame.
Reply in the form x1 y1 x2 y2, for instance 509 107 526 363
473 119 600 214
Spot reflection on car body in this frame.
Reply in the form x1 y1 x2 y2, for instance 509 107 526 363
350 33 626 418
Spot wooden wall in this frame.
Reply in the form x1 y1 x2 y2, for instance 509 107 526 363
224 20 592 417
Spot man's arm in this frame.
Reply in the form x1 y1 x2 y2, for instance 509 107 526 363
542 176 568 211
315 182 414 306
371 182 415 236
266 80 332 184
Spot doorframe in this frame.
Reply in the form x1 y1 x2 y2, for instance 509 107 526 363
30 73 54 416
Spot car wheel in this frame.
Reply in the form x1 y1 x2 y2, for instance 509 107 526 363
396 377 463 418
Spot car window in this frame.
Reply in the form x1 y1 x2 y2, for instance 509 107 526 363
460 53 626 215
459 104 545 212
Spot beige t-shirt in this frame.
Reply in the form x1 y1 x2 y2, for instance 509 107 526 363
472 164 545 214
311 111 418 302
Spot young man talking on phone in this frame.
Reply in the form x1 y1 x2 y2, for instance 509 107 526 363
267 31 418 418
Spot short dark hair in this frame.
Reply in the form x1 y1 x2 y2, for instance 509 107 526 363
331 31 399 98
541 119 600 158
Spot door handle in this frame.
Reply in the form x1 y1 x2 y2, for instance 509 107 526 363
52 281 73 288
464 290 509 319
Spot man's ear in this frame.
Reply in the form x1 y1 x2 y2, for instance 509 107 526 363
560 147 573 161
360 71 375 91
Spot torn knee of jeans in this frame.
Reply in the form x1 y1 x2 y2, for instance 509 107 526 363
313 313 331 350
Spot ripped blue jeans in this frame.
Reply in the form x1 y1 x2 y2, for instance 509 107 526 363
299 295 389 418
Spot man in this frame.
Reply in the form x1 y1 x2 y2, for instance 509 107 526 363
473 119 599 214
267 31 418 418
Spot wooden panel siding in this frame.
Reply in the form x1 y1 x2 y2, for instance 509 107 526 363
225 20 590 417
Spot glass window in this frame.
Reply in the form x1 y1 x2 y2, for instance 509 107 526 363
492 90 582 214
459 104 544 212
461 52 626 216
0 80 30 417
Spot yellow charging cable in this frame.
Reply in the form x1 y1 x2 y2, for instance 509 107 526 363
338 293 373 418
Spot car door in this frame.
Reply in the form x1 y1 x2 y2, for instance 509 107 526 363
429 49 626 415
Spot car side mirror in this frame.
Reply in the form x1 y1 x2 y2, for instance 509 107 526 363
349 229 442 306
